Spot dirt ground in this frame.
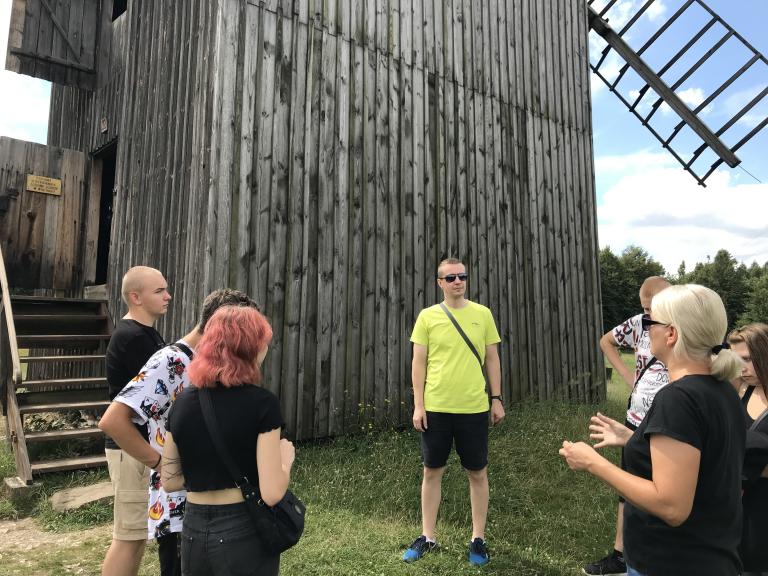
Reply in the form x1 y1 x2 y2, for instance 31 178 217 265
0 419 118 575
0 517 108 551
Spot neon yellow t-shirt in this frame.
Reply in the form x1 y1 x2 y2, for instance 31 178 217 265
410 300 501 414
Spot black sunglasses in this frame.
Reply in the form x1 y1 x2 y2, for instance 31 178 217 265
641 316 668 331
439 273 468 283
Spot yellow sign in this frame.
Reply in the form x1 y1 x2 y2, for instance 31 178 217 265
26 174 62 196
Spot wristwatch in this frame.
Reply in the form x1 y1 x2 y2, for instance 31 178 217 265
490 395 503 403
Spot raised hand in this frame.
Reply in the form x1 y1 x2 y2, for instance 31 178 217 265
589 412 634 449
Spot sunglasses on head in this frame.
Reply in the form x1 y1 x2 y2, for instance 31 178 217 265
439 273 468 283
641 316 668 331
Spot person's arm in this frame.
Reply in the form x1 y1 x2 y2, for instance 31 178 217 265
160 432 185 492
600 331 634 390
559 434 700 527
99 402 161 470
256 429 295 506
412 344 428 432
485 344 504 425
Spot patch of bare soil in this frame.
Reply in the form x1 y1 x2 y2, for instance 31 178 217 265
0 517 109 552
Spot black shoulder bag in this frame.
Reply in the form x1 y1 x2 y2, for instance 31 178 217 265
198 388 305 554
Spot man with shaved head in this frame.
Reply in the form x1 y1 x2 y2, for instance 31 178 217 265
582 275 671 576
100 288 259 576
102 266 171 576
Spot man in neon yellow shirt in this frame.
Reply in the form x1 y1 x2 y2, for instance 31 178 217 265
402 258 505 566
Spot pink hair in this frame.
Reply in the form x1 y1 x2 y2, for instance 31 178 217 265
188 306 273 388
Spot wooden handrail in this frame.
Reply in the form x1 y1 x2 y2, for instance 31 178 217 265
0 245 32 483
0 247 22 389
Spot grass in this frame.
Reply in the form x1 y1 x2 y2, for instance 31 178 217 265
0 355 635 575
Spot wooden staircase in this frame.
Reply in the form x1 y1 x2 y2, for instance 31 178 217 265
2 259 112 483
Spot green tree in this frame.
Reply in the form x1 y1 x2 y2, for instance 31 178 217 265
685 249 748 329
599 245 666 332
619 246 665 313
747 261 764 281
739 270 768 325
599 247 628 332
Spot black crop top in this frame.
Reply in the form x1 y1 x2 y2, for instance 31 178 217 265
167 384 284 492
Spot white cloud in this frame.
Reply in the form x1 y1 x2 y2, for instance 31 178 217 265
659 86 712 117
597 150 768 271
0 0 50 144
678 87 705 108
645 0 667 22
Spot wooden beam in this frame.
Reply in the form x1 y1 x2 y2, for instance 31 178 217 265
587 6 740 168
9 47 94 73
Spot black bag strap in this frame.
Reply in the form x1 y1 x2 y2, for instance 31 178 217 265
173 341 194 360
439 302 482 367
198 388 251 490
634 356 657 387
626 357 658 412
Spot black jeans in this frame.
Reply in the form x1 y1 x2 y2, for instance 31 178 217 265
158 532 181 576
181 501 279 576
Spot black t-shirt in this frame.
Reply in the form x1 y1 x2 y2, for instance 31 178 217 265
167 385 284 492
623 374 745 576
740 386 768 570
105 319 165 449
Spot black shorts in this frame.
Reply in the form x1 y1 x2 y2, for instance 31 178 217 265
421 411 489 471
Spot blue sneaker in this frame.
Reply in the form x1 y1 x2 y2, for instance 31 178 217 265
469 538 490 566
402 535 437 562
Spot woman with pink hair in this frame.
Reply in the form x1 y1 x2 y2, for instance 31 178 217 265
161 306 294 576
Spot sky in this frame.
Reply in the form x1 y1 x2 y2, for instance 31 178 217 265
590 0 768 273
0 0 766 274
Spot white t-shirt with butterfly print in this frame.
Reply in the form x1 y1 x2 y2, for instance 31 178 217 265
612 314 670 428
113 341 192 539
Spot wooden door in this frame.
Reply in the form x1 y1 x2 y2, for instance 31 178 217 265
5 0 113 90
0 137 88 293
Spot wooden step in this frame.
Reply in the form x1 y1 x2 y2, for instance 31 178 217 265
20 354 106 364
18 400 111 414
26 427 104 443
31 455 108 474
19 376 108 390
15 314 108 322
17 334 111 347
10 301 106 317
10 296 107 304
15 318 110 336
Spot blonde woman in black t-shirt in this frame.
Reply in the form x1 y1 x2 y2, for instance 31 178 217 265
560 285 745 576
161 306 295 576
729 323 768 576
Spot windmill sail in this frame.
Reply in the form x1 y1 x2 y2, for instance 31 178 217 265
588 0 767 185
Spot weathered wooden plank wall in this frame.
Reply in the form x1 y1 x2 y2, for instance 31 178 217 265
45 0 604 440
0 137 87 292
202 0 604 437
48 9 125 154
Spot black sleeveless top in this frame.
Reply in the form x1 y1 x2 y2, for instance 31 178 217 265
743 385 757 426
